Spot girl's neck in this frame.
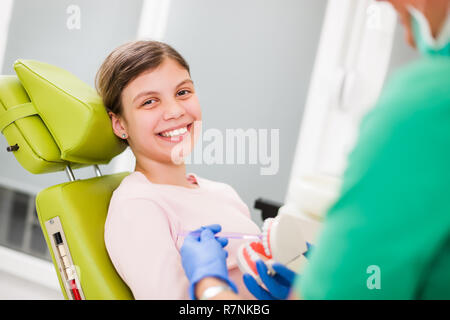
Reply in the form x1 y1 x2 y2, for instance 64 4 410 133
134 157 196 188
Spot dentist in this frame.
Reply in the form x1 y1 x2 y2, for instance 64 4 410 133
180 0 450 300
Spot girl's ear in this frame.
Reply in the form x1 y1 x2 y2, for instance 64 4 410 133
109 112 127 138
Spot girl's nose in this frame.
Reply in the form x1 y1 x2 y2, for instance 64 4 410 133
163 102 185 121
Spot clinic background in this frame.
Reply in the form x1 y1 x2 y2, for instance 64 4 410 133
0 0 418 299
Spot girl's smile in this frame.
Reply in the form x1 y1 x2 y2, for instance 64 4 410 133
157 122 194 143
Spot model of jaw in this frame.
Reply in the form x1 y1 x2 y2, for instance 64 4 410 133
237 214 308 288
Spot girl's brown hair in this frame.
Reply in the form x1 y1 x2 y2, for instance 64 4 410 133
95 40 190 145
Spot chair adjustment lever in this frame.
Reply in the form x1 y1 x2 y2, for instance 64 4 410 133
6 143 19 152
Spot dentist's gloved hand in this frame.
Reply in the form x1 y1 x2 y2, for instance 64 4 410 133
180 224 238 299
243 260 297 300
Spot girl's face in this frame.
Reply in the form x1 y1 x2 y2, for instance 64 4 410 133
111 57 202 164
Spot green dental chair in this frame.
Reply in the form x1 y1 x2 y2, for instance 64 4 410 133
0 59 134 300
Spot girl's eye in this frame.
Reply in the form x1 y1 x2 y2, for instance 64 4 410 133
142 99 156 106
177 89 191 97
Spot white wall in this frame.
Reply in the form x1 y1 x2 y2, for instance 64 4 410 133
0 0 144 194
162 0 328 225
0 270 62 300
279 0 420 244
0 245 62 299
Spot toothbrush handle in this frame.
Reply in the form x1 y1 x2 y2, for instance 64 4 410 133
179 230 261 240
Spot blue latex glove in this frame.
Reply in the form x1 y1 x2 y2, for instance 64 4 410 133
180 224 238 299
303 241 314 259
243 260 297 300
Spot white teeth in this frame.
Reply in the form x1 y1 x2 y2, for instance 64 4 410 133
262 218 273 257
160 126 188 137
245 243 259 262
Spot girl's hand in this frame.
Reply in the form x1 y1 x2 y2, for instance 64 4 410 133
180 224 238 299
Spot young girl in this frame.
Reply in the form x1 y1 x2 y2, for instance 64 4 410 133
96 40 260 299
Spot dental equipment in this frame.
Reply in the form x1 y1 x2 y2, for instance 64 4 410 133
178 230 262 241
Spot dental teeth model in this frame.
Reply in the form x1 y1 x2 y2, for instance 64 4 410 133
237 214 308 289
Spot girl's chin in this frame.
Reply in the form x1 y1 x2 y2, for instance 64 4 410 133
154 139 194 164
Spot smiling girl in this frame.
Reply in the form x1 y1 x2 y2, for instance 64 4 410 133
97 40 260 299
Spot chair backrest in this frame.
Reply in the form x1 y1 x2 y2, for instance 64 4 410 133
0 59 133 299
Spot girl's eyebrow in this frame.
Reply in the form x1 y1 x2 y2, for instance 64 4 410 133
132 79 194 103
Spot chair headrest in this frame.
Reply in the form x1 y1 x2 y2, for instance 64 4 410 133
0 59 126 174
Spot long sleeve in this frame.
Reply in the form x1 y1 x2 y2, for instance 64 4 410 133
105 197 189 299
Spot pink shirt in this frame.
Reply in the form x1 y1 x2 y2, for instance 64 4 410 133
104 171 261 299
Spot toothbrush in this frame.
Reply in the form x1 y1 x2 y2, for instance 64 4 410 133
178 230 262 240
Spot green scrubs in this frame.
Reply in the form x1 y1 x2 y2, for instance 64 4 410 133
295 56 450 299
